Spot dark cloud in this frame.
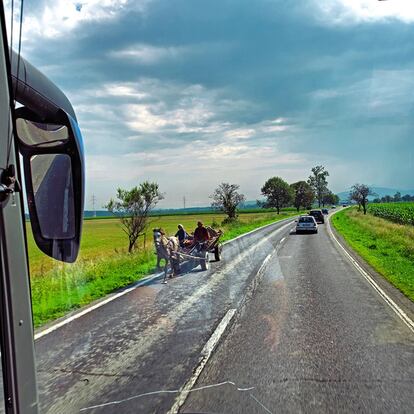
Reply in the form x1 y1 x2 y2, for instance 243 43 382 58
9 0 414 206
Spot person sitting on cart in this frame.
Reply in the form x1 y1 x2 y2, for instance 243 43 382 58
175 224 189 247
193 221 210 244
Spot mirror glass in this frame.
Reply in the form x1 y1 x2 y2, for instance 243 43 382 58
16 118 69 147
30 154 75 239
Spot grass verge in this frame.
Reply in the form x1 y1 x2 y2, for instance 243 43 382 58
32 211 298 327
331 207 414 302
32 251 157 327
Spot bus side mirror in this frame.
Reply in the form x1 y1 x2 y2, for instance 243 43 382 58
15 107 84 263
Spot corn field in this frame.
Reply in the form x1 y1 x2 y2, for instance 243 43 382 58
368 202 414 226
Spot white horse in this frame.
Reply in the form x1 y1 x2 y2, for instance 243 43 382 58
153 229 181 283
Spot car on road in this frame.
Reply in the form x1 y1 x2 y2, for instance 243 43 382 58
309 209 325 224
322 208 329 215
331 205 336 209
296 215 318 234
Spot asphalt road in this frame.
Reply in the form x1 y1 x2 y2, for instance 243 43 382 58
183 214 414 413
34 217 296 413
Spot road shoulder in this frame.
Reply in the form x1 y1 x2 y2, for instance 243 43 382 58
328 211 414 328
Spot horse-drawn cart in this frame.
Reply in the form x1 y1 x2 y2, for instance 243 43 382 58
180 226 223 270
153 226 223 282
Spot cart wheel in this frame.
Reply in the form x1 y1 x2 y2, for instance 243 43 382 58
200 252 209 271
214 245 221 261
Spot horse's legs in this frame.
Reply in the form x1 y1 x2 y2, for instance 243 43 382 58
171 255 180 275
162 261 168 284
156 250 164 269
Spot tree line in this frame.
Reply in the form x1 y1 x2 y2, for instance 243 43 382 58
372 192 414 204
348 186 414 215
104 165 341 252
104 171 411 252
211 165 339 218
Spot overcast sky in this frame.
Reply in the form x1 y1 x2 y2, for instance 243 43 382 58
5 0 414 208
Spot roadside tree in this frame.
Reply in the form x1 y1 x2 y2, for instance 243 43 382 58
322 191 339 206
349 184 375 215
106 182 163 252
290 181 314 212
261 177 292 214
211 183 245 222
308 165 329 207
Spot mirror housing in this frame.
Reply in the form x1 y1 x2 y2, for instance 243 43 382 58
15 107 84 262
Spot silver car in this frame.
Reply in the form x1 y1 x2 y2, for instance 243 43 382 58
296 215 318 234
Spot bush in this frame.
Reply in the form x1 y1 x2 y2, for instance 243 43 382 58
221 216 239 226
211 219 220 228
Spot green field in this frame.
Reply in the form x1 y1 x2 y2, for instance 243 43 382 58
368 202 414 226
332 207 414 302
28 210 299 326
27 211 290 276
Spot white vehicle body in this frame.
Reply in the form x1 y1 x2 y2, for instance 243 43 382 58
296 215 318 234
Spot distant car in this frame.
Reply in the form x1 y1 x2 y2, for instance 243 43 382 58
331 205 336 209
296 215 318 234
342 204 347 207
322 208 329 215
309 209 325 224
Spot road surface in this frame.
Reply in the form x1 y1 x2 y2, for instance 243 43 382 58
32 212 414 413
183 214 414 413
35 217 295 413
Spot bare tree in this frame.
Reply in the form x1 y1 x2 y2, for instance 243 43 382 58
308 165 329 207
106 182 163 252
261 177 292 214
211 183 245 222
349 184 375 215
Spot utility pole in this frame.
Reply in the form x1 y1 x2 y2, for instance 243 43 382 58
91 194 97 217
183 196 186 209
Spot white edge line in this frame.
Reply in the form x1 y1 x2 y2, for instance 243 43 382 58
167 308 237 414
222 215 296 246
34 216 297 341
34 271 164 340
328 212 414 333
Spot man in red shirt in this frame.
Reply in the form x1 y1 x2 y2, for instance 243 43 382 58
193 221 210 243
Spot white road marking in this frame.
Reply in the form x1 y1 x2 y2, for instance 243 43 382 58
34 218 296 341
34 271 164 340
167 308 237 414
168 249 277 413
327 213 414 333
279 237 286 244
257 253 272 275
80 379 253 412
222 216 296 246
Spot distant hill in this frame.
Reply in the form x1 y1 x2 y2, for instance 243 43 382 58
336 186 414 202
243 200 262 207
